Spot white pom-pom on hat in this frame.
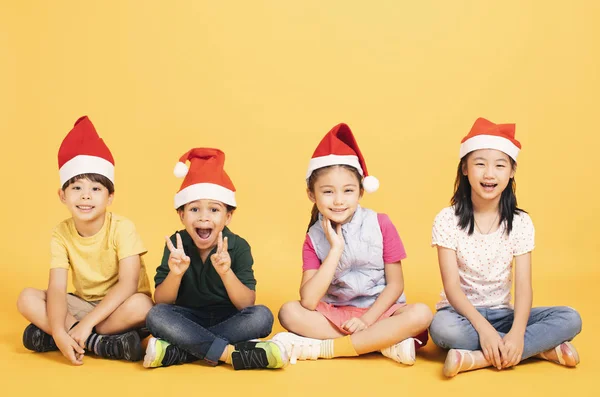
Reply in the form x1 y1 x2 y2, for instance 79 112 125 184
174 161 189 178
363 175 379 193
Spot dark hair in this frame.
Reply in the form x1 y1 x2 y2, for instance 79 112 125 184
61 173 114 194
176 202 236 213
306 165 363 232
451 154 525 235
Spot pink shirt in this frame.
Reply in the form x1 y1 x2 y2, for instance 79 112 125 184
302 213 406 271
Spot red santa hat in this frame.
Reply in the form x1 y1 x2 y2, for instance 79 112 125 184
459 117 521 161
57 116 115 185
306 123 379 193
173 148 236 209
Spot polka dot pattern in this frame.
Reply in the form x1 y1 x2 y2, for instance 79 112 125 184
431 206 535 309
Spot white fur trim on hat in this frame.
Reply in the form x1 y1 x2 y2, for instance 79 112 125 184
174 183 237 209
459 135 520 161
59 155 115 185
306 154 363 180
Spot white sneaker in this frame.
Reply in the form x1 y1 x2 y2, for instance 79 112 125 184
271 332 322 364
381 337 421 365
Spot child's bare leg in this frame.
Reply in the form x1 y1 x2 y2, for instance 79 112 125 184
275 302 431 363
350 303 432 354
278 301 344 339
536 342 579 367
443 349 492 377
95 293 153 334
17 288 77 333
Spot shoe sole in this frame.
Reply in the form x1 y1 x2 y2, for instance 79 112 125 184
270 340 290 368
143 337 158 368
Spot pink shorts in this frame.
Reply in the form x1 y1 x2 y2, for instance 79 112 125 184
316 301 428 347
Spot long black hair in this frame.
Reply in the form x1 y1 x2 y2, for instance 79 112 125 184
451 154 525 235
306 165 363 232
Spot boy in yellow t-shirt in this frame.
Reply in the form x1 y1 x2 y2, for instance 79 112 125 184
17 116 153 365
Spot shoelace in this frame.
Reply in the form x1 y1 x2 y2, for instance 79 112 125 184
98 337 122 359
287 340 320 364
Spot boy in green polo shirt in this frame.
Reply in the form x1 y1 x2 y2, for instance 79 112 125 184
143 148 288 370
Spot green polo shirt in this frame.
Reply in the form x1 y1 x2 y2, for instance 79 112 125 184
154 227 256 310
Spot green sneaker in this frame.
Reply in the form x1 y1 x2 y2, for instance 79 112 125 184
231 340 289 370
143 337 170 368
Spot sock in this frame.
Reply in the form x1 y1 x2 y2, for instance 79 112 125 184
70 322 101 354
319 339 334 359
224 344 235 365
332 336 358 358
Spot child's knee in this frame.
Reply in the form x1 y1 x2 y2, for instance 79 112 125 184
410 303 434 329
145 303 171 334
278 301 302 329
125 293 154 323
248 305 274 326
243 305 274 336
560 306 583 337
16 288 44 315
429 312 475 350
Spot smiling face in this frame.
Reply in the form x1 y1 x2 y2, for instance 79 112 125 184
59 177 113 227
178 199 233 254
307 165 363 225
463 149 516 204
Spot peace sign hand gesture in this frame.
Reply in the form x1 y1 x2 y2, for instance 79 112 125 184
165 233 191 276
210 232 231 275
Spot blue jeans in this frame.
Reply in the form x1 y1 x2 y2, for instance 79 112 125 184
146 304 274 365
429 306 582 360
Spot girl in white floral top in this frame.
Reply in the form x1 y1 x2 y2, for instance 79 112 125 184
429 117 582 377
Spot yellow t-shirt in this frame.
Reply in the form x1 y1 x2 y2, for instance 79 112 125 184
50 212 152 301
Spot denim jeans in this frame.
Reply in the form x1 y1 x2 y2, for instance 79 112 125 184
146 304 274 365
429 306 582 360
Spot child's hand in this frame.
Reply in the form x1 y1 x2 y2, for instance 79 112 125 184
54 331 85 365
165 233 191 276
341 317 368 334
322 218 345 253
68 320 93 350
501 331 524 368
211 232 231 275
478 323 507 370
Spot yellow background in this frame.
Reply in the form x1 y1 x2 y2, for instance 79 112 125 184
1 1 598 395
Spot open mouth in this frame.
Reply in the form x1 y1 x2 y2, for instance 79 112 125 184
195 228 213 241
76 205 94 211
480 183 497 191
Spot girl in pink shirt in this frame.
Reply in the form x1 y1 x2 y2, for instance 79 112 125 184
271 123 432 365
429 117 582 377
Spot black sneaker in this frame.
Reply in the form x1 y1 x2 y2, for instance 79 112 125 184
143 337 197 368
231 340 288 370
136 327 151 340
94 330 143 361
22 324 58 352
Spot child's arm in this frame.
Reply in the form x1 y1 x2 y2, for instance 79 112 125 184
46 268 85 365
211 232 255 309
345 261 404 332
154 234 190 304
502 252 532 368
438 246 506 369
299 218 343 310
68 255 141 348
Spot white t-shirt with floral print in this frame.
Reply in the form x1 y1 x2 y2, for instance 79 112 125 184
432 206 535 310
